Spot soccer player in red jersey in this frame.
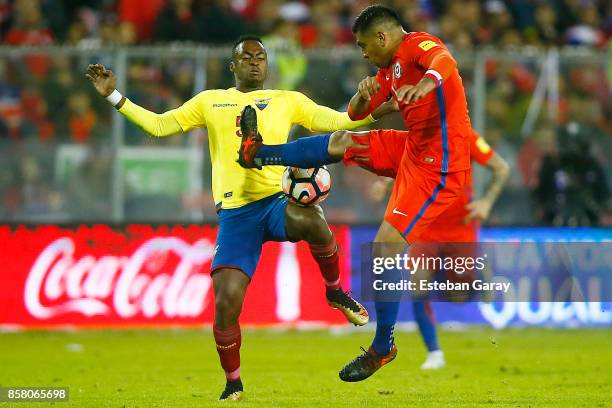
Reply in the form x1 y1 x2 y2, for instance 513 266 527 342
237 5 475 381
371 129 510 369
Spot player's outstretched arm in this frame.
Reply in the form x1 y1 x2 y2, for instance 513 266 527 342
293 92 376 132
465 153 510 222
86 63 182 137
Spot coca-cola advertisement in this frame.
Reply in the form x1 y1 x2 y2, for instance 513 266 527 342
0 225 352 328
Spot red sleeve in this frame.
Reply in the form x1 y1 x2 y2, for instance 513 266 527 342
348 70 392 120
400 33 457 86
470 130 495 165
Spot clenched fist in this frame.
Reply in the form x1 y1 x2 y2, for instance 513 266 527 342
357 76 381 101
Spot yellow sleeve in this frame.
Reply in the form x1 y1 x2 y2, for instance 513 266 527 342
291 92 375 131
118 91 208 137
118 98 183 137
170 91 208 132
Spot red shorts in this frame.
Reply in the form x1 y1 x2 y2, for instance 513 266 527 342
418 217 478 242
343 129 470 242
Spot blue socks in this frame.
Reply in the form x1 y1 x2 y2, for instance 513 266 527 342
372 300 400 356
413 300 439 351
255 134 337 168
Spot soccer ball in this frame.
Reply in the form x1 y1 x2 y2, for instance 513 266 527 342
282 166 331 206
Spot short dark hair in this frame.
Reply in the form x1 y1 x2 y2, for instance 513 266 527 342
352 5 401 34
232 35 264 59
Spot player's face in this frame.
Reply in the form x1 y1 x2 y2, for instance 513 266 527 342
231 41 268 86
355 30 393 69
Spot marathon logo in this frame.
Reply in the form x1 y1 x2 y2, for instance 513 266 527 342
213 103 238 108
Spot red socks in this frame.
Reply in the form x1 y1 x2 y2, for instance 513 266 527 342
309 236 341 290
213 323 241 381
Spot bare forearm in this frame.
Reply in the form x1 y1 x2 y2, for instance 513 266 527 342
348 92 371 120
482 154 510 205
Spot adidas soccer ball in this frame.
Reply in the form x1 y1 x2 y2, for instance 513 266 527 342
282 166 331 206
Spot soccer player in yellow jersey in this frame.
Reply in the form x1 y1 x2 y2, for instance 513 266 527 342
86 36 392 401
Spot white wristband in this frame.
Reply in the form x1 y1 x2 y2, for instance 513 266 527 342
105 89 123 107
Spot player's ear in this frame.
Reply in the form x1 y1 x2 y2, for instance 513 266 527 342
377 32 386 47
229 60 235 73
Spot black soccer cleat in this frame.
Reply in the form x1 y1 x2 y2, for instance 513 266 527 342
326 288 369 326
237 105 263 169
219 378 243 401
339 344 398 382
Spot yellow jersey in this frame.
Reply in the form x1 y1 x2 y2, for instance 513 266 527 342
120 88 375 209
171 88 374 209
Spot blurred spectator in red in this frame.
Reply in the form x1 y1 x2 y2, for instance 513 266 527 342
235 0 265 23
4 0 53 45
21 87 54 141
118 0 164 42
61 90 103 144
4 0 54 79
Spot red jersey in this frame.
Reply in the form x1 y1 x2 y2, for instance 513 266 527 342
360 32 472 173
418 130 495 242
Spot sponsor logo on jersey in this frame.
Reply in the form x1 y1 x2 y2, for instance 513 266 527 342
392 208 408 217
224 191 233 198
213 103 238 108
418 40 438 51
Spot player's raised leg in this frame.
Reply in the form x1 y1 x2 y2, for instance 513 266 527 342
413 300 445 369
237 105 367 169
339 220 405 382
284 203 369 326
212 268 249 401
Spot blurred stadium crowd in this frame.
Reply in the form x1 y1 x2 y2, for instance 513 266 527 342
0 0 610 226
1 0 610 47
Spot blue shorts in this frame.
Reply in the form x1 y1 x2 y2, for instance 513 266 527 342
211 192 290 279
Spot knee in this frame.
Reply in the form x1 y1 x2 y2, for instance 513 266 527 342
328 130 351 157
215 284 245 324
286 205 330 243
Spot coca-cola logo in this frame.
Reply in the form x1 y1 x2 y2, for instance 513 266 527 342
25 237 214 319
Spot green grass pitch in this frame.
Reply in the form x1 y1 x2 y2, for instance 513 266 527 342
0 327 609 407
